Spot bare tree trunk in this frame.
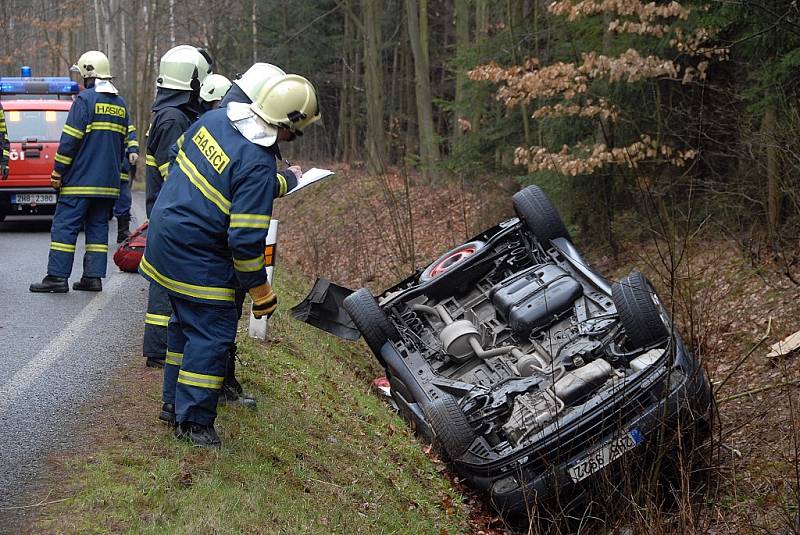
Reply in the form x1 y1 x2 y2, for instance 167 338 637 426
93 0 102 49
362 0 386 174
763 104 781 240
454 0 469 140
472 0 489 133
405 0 440 182
251 0 257 63
169 0 176 47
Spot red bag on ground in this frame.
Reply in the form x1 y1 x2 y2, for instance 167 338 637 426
113 221 148 273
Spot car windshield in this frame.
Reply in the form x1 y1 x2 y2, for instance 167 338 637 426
4 109 69 142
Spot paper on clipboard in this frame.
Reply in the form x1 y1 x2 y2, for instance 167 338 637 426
286 168 335 196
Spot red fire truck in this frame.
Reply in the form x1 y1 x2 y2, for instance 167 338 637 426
0 71 79 221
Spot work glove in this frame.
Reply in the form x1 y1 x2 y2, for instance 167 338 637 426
249 282 278 319
128 152 139 165
1 164 8 180
50 170 62 190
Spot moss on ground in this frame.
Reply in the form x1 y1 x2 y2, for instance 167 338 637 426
34 268 468 535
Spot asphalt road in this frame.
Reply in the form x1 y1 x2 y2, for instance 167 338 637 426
0 192 147 527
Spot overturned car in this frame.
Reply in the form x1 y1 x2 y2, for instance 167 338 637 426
296 185 713 520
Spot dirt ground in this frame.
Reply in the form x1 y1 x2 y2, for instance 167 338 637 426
277 165 800 534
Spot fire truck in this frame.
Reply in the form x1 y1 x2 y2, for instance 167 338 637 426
0 67 79 221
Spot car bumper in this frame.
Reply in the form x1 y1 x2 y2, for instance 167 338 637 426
0 187 59 216
463 339 713 517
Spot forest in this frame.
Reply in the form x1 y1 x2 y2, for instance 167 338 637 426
2 0 799 250
2 1 800 533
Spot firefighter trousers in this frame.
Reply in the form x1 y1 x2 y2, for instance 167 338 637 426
164 295 238 425
113 179 131 218
143 282 171 361
47 196 114 278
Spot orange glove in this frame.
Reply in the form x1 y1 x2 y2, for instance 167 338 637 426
50 170 62 190
249 282 277 319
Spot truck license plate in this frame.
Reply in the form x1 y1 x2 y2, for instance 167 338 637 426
11 193 57 205
567 428 643 483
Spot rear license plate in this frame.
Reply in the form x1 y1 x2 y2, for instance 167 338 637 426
11 193 57 205
567 428 644 483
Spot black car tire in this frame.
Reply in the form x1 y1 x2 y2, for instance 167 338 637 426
512 185 571 243
426 392 476 459
612 271 670 349
343 288 399 357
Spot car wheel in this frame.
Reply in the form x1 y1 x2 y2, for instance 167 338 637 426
419 240 486 282
611 271 670 349
426 392 477 459
343 288 399 358
512 185 571 243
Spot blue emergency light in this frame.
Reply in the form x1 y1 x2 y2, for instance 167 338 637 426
0 75 79 96
21 66 32 77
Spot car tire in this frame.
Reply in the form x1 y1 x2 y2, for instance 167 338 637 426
343 288 399 358
426 392 476 459
611 271 670 349
419 240 486 282
512 185 571 243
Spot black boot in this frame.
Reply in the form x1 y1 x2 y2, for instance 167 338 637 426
219 344 257 409
30 275 68 293
175 421 221 449
159 403 176 425
73 276 102 292
145 357 165 368
116 215 131 244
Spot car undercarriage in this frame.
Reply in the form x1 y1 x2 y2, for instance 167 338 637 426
297 185 713 521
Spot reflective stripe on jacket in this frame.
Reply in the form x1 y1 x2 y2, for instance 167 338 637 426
145 107 193 214
53 86 129 198
140 108 285 305
0 105 8 165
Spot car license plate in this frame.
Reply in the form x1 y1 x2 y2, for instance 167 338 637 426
567 428 644 483
11 193 57 205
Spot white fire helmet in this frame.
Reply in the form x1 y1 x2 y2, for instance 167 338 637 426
70 51 112 79
200 74 232 103
250 74 320 136
234 63 286 102
156 45 212 91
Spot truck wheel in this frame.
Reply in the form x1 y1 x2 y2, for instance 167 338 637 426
426 392 477 459
512 185 571 243
343 288 399 358
612 271 670 349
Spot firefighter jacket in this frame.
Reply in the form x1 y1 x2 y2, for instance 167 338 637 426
52 85 129 198
145 89 198 216
140 108 293 305
213 85 297 190
121 124 139 182
0 103 8 166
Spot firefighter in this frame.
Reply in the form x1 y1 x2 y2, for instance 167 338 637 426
199 74 232 114
30 51 129 294
214 63 300 409
140 73 320 447
0 101 8 179
160 64 302 414
114 123 139 243
143 45 211 368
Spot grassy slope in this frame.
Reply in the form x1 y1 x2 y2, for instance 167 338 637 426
35 268 468 535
